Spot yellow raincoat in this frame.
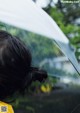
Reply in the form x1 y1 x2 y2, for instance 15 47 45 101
0 101 14 113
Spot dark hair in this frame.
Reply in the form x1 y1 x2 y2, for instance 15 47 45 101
0 30 47 100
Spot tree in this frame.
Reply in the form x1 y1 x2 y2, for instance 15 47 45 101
56 0 80 25
42 1 80 61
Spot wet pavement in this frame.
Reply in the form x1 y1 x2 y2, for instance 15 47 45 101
15 88 80 113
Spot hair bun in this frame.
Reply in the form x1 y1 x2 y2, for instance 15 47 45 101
29 67 48 82
21 67 48 91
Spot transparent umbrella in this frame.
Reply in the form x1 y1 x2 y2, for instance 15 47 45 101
0 0 79 75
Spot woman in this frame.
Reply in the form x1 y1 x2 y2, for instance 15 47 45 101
0 30 47 113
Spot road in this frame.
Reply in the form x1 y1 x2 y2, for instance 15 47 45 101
15 88 80 113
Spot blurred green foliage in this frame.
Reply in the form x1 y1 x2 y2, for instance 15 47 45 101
44 1 80 61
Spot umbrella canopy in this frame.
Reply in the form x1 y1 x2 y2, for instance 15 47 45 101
0 0 79 74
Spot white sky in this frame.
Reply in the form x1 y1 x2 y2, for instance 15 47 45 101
36 0 50 7
36 0 58 8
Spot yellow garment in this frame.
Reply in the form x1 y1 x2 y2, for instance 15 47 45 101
41 84 52 93
0 101 14 113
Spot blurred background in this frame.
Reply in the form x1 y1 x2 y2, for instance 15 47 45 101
0 0 80 113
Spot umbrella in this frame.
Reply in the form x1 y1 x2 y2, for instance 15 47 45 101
0 0 79 74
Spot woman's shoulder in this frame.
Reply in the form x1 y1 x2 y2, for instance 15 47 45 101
0 101 14 113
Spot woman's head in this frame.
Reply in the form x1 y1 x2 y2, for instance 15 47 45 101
0 30 47 100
